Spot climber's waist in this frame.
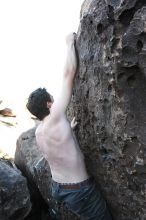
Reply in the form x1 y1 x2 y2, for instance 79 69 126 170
52 177 93 190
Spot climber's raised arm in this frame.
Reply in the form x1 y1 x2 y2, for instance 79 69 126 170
51 33 77 118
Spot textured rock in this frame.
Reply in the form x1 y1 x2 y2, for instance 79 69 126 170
67 0 146 219
0 158 31 220
14 127 52 219
14 128 52 204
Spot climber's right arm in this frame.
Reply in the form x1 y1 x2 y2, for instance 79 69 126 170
51 33 78 119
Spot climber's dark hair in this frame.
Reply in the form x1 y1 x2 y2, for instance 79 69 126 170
26 88 52 120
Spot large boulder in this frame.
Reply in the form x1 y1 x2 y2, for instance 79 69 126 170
14 127 51 205
14 127 52 220
0 158 31 220
67 0 146 220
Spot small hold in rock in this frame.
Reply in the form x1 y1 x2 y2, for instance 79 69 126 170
97 23 103 34
136 40 143 53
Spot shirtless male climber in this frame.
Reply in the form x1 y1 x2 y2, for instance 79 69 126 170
26 33 112 220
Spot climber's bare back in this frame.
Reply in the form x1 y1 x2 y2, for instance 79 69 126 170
35 113 89 183
36 33 88 183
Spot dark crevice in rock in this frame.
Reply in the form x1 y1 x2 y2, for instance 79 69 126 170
10 207 29 220
117 65 141 83
127 74 136 88
117 71 125 81
108 5 115 24
97 23 104 34
108 84 112 92
119 0 146 26
136 40 143 53
119 7 136 26
90 19 93 24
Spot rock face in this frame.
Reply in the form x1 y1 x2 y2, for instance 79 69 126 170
0 158 31 220
67 0 146 219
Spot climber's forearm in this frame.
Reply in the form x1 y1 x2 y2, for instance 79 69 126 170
63 34 77 81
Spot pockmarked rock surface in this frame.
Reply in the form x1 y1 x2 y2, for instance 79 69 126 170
0 158 31 220
67 0 146 219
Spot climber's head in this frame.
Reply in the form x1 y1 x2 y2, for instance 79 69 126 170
26 88 53 120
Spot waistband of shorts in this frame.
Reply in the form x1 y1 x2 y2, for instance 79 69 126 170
51 177 93 190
